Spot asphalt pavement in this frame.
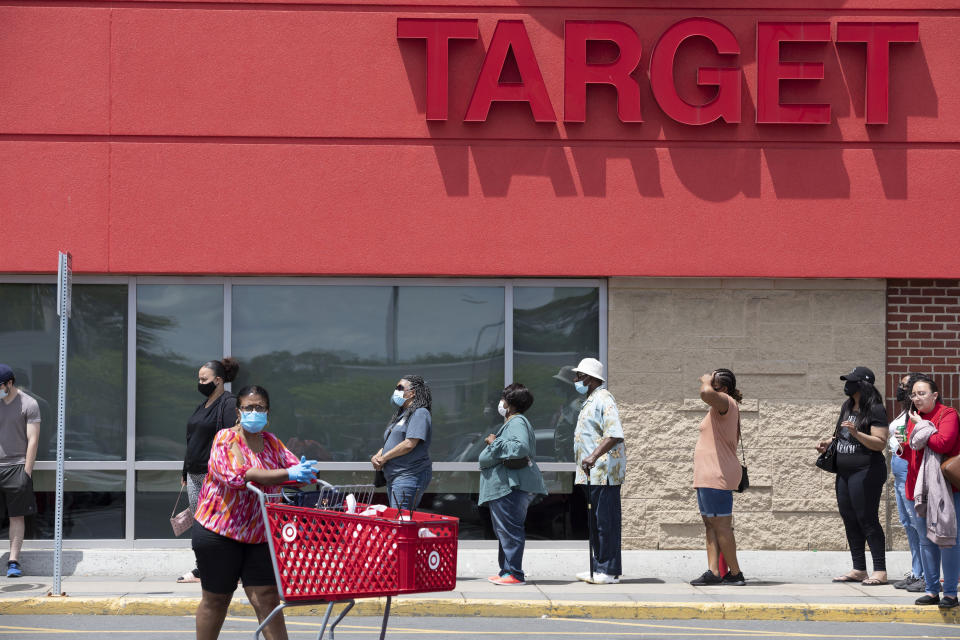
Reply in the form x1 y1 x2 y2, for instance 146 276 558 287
1 574 959 624
2 615 959 640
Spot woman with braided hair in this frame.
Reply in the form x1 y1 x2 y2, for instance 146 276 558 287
690 368 747 586
371 375 433 510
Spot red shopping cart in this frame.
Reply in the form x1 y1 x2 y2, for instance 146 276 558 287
248 480 458 640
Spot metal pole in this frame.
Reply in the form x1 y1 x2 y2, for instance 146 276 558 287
51 252 70 597
586 477 593 584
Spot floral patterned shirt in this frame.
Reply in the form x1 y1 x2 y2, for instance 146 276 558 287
194 428 300 544
574 388 627 485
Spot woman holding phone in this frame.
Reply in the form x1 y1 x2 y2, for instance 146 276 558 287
817 367 889 585
903 374 960 608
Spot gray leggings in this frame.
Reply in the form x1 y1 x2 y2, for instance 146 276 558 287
185 473 206 577
186 472 206 514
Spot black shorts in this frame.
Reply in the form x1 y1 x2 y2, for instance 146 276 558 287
191 522 277 595
0 465 36 518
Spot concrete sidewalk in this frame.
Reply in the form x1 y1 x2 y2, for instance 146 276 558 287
4 547 958 623
2 574 958 624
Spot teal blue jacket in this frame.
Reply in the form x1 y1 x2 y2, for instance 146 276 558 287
478 414 548 505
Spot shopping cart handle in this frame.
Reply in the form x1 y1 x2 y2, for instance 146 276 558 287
278 478 335 488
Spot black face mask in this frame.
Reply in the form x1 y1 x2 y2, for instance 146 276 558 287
896 386 909 403
843 380 859 397
198 381 217 397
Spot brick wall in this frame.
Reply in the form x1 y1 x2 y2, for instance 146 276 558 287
886 279 960 417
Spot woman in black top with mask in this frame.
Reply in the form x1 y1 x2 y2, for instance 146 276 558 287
177 357 239 583
816 366 889 585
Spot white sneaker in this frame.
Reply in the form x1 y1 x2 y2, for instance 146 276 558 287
576 571 619 584
587 572 619 584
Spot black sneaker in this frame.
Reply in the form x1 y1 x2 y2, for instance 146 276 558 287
939 596 959 609
893 573 918 589
906 578 927 592
690 570 722 586
915 594 940 605
721 571 746 586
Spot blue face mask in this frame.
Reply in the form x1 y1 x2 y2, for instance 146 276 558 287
574 381 589 395
240 411 268 433
0 387 6 400
391 389 407 407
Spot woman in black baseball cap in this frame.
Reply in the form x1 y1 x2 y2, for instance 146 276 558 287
817 366 890 585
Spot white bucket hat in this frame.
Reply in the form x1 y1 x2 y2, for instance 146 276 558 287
572 358 605 382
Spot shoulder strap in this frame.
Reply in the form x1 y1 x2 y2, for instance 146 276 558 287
172 484 187 517
383 410 407 444
737 411 747 465
517 414 535 443
216 393 231 430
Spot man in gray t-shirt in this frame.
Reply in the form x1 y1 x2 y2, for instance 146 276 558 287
0 364 40 578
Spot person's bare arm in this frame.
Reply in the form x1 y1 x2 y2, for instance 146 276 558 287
581 437 624 470
244 467 291 484
843 420 888 452
375 438 421 467
24 422 39 476
699 373 730 414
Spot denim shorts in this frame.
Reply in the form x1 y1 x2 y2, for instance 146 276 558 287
696 487 733 518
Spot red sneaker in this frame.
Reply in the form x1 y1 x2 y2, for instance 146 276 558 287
491 574 525 586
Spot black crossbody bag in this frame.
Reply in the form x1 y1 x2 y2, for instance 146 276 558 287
736 415 749 493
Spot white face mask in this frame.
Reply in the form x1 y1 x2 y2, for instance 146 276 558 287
497 400 508 417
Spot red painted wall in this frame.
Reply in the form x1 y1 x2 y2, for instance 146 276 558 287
1 2 958 276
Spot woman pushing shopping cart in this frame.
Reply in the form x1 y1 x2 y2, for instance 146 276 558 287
190 383 458 640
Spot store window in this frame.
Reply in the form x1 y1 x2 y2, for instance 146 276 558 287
513 287 600 463
0 283 127 461
0 470 125 540
0 278 600 542
136 284 224 460
231 285 505 462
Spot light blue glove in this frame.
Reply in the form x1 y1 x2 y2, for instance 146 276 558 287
287 456 318 483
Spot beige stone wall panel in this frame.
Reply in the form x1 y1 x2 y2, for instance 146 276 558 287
608 278 889 552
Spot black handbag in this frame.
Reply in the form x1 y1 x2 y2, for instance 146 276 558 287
503 457 530 470
815 424 842 473
281 485 345 510
736 417 749 493
373 419 397 488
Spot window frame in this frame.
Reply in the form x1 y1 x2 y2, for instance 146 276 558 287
2 275 606 545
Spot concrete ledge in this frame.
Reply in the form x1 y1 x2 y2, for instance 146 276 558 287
8 549 917 581
0 596 957 623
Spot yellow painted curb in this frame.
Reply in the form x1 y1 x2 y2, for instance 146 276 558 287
0 597 957 623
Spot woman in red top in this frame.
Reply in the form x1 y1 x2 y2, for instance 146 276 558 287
904 374 960 608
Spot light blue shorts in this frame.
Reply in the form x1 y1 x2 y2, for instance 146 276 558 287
696 487 733 518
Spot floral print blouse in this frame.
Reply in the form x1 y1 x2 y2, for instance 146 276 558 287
574 388 627 485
